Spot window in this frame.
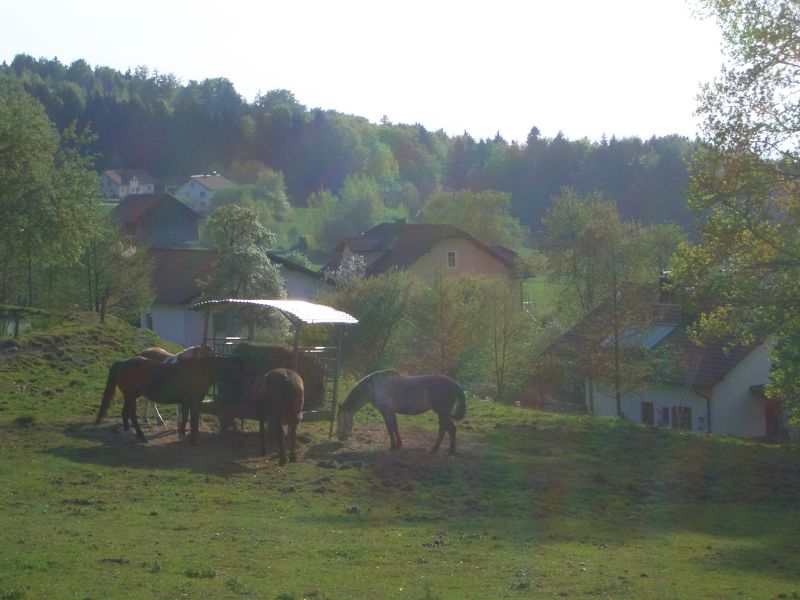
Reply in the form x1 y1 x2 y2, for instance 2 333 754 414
447 251 457 269
656 407 670 427
671 406 692 430
641 401 654 426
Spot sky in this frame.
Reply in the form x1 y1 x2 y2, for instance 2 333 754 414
1 0 724 143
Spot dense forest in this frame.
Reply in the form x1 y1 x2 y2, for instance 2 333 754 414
1 54 697 230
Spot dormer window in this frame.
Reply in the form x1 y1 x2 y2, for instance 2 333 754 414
447 251 457 269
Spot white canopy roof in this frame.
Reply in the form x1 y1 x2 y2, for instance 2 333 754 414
191 298 358 325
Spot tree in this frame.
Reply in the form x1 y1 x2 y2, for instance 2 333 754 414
541 189 662 416
200 205 287 335
251 169 291 220
675 0 800 422
423 189 526 248
0 79 97 306
319 269 413 377
79 215 154 323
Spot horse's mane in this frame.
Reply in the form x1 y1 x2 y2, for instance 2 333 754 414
341 369 400 411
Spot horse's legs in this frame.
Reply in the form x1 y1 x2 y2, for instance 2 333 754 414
125 396 148 443
288 421 298 463
142 400 150 425
189 407 200 445
432 415 457 456
178 406 189 438
259 418 267 456
267 419 287 465
381 411 401 450
447 419 457 456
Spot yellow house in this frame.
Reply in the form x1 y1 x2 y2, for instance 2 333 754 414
326 222 518 282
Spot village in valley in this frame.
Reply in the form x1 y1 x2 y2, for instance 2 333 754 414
2 1 800 598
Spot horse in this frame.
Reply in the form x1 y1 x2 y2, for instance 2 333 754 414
253 368 304 464
136 345 214 426
335 369 467 456
95 354 239 445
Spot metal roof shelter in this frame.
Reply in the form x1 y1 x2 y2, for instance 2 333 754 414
191 298 358 435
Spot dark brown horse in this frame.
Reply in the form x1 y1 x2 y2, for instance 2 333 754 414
336 369 466 456
95 354 239 445
253 368 304 464
135 345 214 425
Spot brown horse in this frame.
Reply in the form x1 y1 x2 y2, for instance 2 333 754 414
136 345 214 425
336 369 466 456
95 354 239 445
253 368 304 464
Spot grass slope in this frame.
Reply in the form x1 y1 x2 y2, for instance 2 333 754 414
1 313 799 599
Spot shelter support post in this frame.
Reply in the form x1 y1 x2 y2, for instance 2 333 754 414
328 328 343 439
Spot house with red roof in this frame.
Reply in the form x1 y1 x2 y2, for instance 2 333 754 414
112 193 202 247
175 173 236 214
99 169 156 200
325 222 520 282
144 248 333 347
549 303 781 440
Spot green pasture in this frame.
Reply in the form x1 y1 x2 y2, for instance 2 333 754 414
1 314 799 599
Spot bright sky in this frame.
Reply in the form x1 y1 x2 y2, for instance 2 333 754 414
2 0 724 143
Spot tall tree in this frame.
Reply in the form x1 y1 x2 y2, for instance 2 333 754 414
0 79 97 306
541 189 662 416
675 0 800 422
423 189 526 248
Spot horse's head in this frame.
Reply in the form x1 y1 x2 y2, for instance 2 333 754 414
335 407 354 441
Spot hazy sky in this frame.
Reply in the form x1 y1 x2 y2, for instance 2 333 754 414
2 0 724 143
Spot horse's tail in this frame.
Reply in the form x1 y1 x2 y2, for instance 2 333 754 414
95 361 120 424
451 384 466 421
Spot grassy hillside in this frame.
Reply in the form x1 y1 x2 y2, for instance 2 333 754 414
1 313 799 599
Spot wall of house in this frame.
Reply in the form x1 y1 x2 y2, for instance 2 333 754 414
282 269 330 300
99 176 121 199
407 237 509 281
138 203 198 246
590 383 710 432
176 180 213 214
590 344 772 438
146 304 206 348
710 344 771 438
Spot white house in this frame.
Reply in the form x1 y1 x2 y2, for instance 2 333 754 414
584 305 781 440
99 169 156 200
175 173 236 214
143 248 333 347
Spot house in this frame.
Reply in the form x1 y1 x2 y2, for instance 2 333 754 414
548 303 781 440
267 252 335 299
155 176 187 196
143 248 333 347
175 173 236 214
99 169 156 200
325 222 519 282
112 193 202 247
144 248 216 347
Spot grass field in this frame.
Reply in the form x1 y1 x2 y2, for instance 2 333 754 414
1 313 800 599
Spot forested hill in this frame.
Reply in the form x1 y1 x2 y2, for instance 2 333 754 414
1 54 696 227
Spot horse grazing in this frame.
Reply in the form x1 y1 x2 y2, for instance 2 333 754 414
136 345 213 426
95 354 237 445
253 368 304 464
336 369 466 456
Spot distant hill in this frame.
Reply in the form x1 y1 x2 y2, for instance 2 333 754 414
2 54 696 228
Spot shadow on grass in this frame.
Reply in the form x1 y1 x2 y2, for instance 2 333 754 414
47 422 267 476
